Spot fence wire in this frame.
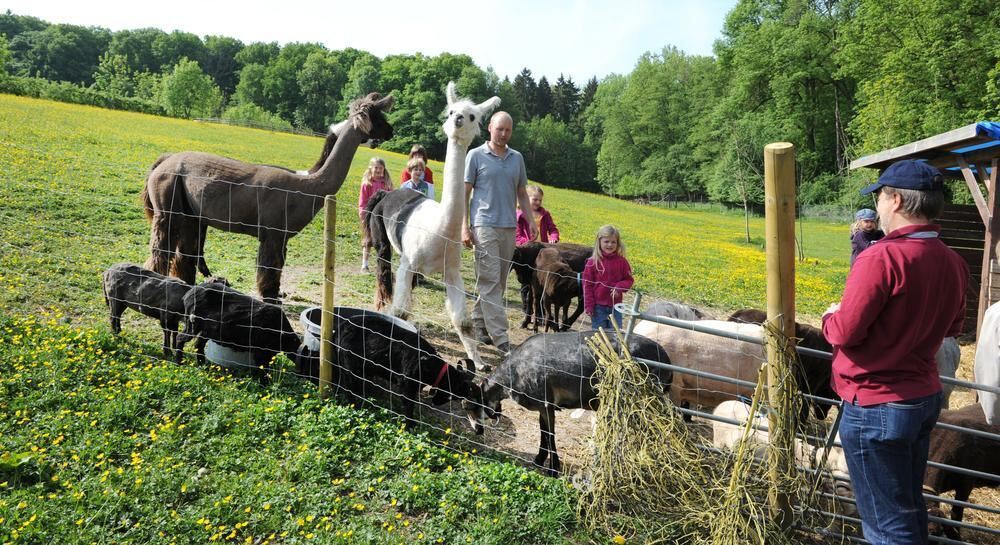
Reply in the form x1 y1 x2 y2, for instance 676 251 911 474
2 149 999 544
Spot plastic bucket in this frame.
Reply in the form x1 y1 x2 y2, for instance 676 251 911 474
204 340 256 369
299 306 417 352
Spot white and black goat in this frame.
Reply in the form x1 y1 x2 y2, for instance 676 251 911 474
174 280 301 384
464 331 671 476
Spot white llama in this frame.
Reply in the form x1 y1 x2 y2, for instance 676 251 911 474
364 82 500 370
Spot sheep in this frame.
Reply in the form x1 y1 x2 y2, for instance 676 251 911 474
512 242 590 330
923 403 1000 540
102 262 224 358
711 400 854 513
531 247 579 332
729 308 959 407
463 331 672 476
295 307 479 428
174 280 301 384
634 318 837 423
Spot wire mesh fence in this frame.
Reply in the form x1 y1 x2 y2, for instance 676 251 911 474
2 141 999 544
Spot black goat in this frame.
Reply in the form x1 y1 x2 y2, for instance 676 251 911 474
174 280 301 384
464 331 671 476
296 307 479 428
101 262 226 357
924 404 1000 540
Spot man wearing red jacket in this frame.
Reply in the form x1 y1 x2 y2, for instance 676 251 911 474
823 159 968 545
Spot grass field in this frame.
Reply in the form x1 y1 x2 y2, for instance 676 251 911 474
0 94 863 543
0 94 854 325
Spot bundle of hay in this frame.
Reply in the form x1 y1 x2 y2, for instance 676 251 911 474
580 326 838 544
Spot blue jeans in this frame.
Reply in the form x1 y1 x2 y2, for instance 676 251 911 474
839 392 943 545
591 304 622 331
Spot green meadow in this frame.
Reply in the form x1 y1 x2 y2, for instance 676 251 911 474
0 94 855 543
0 94 853 324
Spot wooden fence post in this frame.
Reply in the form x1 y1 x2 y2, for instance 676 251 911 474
319 195 336 398
764 142 797 529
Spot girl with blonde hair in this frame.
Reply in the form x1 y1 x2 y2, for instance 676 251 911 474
582 224 634 330
358 157 393 271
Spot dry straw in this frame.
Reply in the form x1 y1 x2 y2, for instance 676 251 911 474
580 325 842 544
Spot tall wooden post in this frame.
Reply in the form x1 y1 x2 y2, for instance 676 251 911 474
764 142 797 528
319 196 336 398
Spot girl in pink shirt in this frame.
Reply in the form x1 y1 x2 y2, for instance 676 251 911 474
583 224 634 330
358 157 393 272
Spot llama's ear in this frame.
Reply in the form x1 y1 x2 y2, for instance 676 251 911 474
477 96 501 116
373 93 395 111
446 81 458 105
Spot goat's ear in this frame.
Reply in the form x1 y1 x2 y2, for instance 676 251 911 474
446 81 458 105
477 96 501 116
462 358 475 373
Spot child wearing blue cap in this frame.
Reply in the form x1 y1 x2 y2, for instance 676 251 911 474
849 208 884 267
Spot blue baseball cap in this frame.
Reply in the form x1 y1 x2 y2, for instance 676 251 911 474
860 159 944 195
855 209 876 221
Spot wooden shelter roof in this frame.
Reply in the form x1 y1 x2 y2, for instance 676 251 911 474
849 121 1000 338
850 122 1000 178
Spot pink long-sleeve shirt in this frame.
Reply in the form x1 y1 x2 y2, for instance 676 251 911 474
515 207 559 246
582 252 634 315
358 178 392 220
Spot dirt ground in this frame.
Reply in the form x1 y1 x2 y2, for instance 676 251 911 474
279 263 601 473
279 265 999 543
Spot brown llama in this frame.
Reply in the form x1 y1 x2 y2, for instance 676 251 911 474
140 93 394 302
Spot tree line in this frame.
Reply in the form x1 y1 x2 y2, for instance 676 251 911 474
2 1 999 208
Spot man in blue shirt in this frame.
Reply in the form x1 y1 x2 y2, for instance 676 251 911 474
463 111 535 355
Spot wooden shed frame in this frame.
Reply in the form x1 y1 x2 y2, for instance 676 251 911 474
850 122 1000 337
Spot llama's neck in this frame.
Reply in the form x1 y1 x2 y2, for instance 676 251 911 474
304 125 365 196
439 138 471 236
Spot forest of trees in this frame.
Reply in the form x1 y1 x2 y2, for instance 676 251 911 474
2 1 999 210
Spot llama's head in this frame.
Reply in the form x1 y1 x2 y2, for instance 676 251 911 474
443 81 501 147
350 92 395 143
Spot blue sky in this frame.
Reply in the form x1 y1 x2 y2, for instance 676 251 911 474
4 0 738 84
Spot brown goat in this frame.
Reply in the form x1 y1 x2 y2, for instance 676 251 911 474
531 248 579 332
513 242 590 330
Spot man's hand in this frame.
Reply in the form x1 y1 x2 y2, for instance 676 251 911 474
824 302 840 316
528 222 538 242
462 224 476 248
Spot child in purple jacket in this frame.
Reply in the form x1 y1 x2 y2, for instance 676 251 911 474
583 224 634 330
515 185 559 246
850 208 884 268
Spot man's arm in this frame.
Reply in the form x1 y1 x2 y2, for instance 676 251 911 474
462 182 475 248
